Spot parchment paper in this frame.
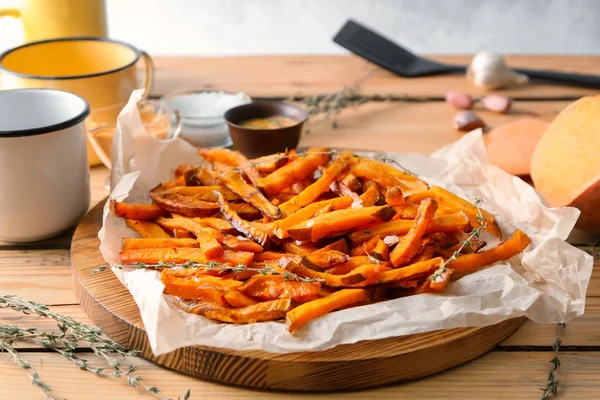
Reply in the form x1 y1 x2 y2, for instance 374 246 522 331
98 90 593 355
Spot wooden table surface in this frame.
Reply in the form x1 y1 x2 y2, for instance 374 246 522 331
1 54 600 400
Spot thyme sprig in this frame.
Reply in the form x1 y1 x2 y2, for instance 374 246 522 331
0 295 190 399
431 197 487 281
541 323 566 399
93 260 322 283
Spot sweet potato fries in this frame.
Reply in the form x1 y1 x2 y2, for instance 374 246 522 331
110 147 531 334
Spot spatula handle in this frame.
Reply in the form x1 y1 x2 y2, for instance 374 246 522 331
514 68 600 88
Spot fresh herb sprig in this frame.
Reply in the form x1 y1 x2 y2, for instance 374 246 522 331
541 323 566 399
430 197 487 281
93 260 322 283
0 295 190 399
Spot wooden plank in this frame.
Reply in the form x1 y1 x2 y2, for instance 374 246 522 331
0 250 76 305
150 55 600 99
0 351 598 399
300 100 570 154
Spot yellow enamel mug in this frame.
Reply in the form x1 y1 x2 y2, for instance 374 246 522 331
0 37 154 165
0 0 107 42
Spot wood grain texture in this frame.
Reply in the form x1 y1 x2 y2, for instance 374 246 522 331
150 55 600 99
2 351 599 400
70 200 525 391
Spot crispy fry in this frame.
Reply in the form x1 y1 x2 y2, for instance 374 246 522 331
239 275 321 303
340 172 362 193
174 164 197 186
406 186 501 238
339 264 392 285
371 238 389 261
313 238 349 255
155 217 224 259
258 147 331 196
371 257 443 285
162 273 242 306
222 235 264 253
111 201 168 220
286 289 368 333
198 148 262 186
125 219 170 238
159 186 240 201
214 191 269 246
176 297 292 323
224 291 259 308
194 166 221 186
302 250 349 270
385 187 405 206
287 205 397 242
251 153 287 174
358 185 382 207
182 216 236 234
119 248 253 266
122 238 198 250
390 199 438 267
325 256 382 275
391 203 419 220
220 169 281 219
279 154 351 217
173 229 194 239
350 158 428 192
272 196 354 239
253 251 300 262
348 211 471 246
448 229 531 272
150 189 220 217
281 240 319 257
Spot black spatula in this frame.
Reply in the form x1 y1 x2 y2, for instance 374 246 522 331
333 19 600 88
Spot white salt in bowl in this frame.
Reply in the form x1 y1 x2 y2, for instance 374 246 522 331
162 91 251 148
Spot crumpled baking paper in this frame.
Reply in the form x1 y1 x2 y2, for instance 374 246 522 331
98 90 593 355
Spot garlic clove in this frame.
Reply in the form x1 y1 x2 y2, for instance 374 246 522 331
467 50 529 90
453 111 485 131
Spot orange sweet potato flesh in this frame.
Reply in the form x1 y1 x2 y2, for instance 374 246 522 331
314 238 349 255
176 297 292 323
239 275 321 303
272 196 353 239
279 154 351 217
372 257 444 285
174 163 197 186
251 153 287 174
125 219 170 238
371 238 389 261
485 118 549 176
149 190 220 216
159 186 240 202
448 229 531 273
358 185 382 207
339 264 392 285
303 250 349 269
194 166 221 186
224 290 258 308
350 236 380 257
186 217 236 234
325 256 381 275
406 186 500 238
286 289 368 333
198 148 262 186
222 235 264 253
219 169 281 219
350 158 428 193
390 198 438 267
385 187 405 206
122 238 198 250
155 217 224 259
348 211 470 245
254 251 300 262
111 201 168 220
287 206 397 242
213 191 269 246
173 229 194 239
258 147 331 196
530 96 600 232
119 248 253 266
281 240 319 257
162 273 242 306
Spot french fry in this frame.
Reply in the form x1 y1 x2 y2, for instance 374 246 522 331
250 153 287 174
125 219 170 238
279 154 351 217
219 169 282 219
119 248 253 266
162 273 242 306
325 256 383 275
371 238 389 261
239 275 321 303
272 196 354 239
173 229 194 239
406 186 501 238
150 190 220 217
174 163 197 186
350 236 380 257
391 203 419 220
339 264 392 285
194 166 221 186
198 148 262 186
286 289 368 333
121 238 198 250
176 297 292 323
370 257 443 285
313 238 349 255
159 186 240 202
340 172 362 193
222 235 264 253
155 217 224 259
111 200 168 220
224 290 258 308
182 216 236 234
281 240 320 257
258 147 331 196
390 199 438 267
287 205 397 242
302 250 350 270
348 211 471 246
358 185 382 207
385 187 405 206
448 229 531 273
214 191 269 246
253 251 300 262
350 158 428 192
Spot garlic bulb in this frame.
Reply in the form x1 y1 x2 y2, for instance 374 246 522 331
467 51 528 90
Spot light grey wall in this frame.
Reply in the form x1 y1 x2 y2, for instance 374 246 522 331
1 0 600 55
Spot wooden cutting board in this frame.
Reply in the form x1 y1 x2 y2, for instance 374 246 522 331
71 199 526 391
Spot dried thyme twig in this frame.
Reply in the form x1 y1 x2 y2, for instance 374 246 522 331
541 323 566 399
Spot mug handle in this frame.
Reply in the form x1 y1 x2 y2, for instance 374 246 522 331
0 8 20 18
139 50 155 99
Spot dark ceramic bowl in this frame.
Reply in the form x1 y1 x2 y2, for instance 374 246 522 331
224 100 308 158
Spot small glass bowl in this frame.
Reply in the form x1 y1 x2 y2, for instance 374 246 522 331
86 99 181 169
161 91 251 148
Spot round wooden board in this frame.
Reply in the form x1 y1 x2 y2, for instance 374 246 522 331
72 199 526 392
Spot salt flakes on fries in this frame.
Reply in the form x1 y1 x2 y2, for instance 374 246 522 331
110 147 532 334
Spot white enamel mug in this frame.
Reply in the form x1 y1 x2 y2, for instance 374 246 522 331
0 89 91 242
